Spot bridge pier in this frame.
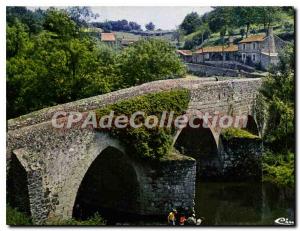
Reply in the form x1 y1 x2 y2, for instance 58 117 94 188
136 153 196 216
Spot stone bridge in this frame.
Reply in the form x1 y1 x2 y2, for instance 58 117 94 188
7 77 263 224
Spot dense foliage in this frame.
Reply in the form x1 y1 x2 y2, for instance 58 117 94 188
7 204 106 225
95 90 190 160
117 39 186 87
92 19 141 32
262 152 294 188
7 7 185 119
46 213 106 225
145 22 155 31
180 12 202 35
259 44 295 187
7 205 32 225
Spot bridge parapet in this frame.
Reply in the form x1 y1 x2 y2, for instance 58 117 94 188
7 77 262 131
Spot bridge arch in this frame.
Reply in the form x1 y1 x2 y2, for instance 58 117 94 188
245 115 259 136
72 146 140 221
7 153 31 216
173 118 221 179
58 132 141 220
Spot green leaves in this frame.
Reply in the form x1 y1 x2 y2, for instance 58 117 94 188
259 45 294 151
7 9 187 119
117 39 186 87
180 12 202 35
95 90 190 161
259 42 295 188
262 151 294 188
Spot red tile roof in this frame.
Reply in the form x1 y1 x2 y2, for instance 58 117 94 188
239 34 265 43
101 33 116 42
176 50 192 56
194 45 238 54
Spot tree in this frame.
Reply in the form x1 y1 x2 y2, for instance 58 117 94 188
6 8 118 118
256 7 285 31
93 20 141 32
66 6 99 27
43 8 77 37
232 7 259 37
129 21 141 31
145 22 155 31
207 7 233 33
260 44 294 152
180 12 202 35
118 39 186 87
6 7 44 34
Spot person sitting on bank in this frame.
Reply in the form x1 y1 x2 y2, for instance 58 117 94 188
179 214 187 225
167 209 177 226
185 213 197 226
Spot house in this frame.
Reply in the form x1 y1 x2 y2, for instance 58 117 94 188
121 38 139 47
176 50 193 63
192 42 238 63
238 28 286 69
179 28 287 71
100 33 116 46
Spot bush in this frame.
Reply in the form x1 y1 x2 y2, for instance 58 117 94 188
117 39 186 87
6 205 32 225
95 90 190 160
46 213 106 225
262 151 294 188
221 128 259 140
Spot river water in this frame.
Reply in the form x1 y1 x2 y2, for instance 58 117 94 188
102 181 294 226
194 181 295 226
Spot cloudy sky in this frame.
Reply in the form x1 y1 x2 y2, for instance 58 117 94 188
28 6 212 30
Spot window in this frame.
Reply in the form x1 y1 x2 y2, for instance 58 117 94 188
242 53 246 60
243 44 246 50
252 54 256 62
252 42 256 49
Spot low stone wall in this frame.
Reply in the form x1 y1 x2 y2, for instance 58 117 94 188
240 70 267 78
187 63 239 77
204 61 256 73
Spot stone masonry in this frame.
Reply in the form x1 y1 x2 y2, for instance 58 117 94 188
7 77 262 224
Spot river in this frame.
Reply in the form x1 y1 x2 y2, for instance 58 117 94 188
102 181 294 226
194 181 295 226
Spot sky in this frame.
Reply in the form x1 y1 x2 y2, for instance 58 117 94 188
27 6 212 30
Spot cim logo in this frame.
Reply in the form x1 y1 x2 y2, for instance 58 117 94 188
274 217 294 226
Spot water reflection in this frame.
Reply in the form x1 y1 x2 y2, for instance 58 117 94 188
194 181 295 225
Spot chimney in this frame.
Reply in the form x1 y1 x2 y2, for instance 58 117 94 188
228 36 234 46
267 27 276 54
267 27 274 36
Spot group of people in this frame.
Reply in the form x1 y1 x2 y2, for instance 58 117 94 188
167 207 203 226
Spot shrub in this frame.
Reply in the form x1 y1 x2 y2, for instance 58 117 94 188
95 89 190 160
46 213 106 225
117 39 186 87
221 127 259 140
6 205 32 225
262 151 294 188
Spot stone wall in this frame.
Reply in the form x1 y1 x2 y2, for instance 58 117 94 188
137 154 196 215
202 61 256 73
220 136 263 180
187 63 239 77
